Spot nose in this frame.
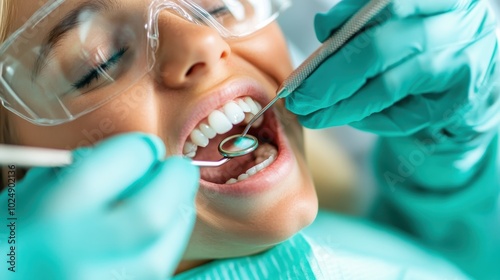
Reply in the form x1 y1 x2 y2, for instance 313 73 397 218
153 11 231 89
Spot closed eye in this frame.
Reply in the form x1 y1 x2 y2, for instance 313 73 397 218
209 6 230 17
72 46 129 90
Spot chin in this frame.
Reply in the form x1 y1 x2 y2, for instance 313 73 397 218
184 157 318 260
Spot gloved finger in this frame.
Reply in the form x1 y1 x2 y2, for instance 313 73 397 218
350 95 435 136
287 2 494 117
296 50 462 129
315 0 478 43
79 195 197 280
314 0 372 42
390 0 479 18
103 156 199 250
12 166 52 196
134 209 196 278
287 17 424 116
98 203 196 280
46 133 166 213
6 167 57 218
311 20 497 128
352 62 500 137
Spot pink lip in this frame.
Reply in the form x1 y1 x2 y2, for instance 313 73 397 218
176 78 296 196
176 78 274 154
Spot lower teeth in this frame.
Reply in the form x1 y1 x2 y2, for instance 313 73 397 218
225 143 278 184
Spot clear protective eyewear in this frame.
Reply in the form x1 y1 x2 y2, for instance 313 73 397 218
0 0 291 126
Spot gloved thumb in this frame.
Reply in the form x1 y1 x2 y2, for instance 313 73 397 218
314 0 477 43
314 0 370 42
390 0 479 18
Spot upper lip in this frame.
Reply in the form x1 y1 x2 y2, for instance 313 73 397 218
175 78 273 154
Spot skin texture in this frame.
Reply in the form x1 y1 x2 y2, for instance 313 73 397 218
3 0 318 272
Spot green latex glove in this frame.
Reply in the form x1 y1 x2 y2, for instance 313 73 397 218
286 0 499 138
285 1 500 278
0 133 199 279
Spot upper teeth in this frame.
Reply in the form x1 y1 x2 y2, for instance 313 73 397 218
183 97 263 157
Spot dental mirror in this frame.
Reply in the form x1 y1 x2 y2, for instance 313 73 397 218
219 134 258 157
190 134 258 167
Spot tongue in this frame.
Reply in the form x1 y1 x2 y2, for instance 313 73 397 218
200 153 257 184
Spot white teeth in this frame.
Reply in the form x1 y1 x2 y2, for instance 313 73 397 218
237 99 252 112
255 101 262 111
252 115 264 128
208 110 233 134
242 112 264 128
182 96 265 158
183 141 198 158
254 161 266 171
183 141 197 154
252 102 263 127
245 97 260 115
237 174 249 181
223 102 245 125
244 113 254 124
223 143 278 184
190 129 209 148
242 97 264 128
226 178 238 184
246 166 257 175
199 123 216 139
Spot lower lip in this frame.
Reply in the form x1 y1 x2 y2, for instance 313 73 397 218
198 112 295 196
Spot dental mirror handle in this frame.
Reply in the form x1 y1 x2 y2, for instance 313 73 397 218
190 157 231 167
0 144 73 167
241 0 392 137
0 144 230 168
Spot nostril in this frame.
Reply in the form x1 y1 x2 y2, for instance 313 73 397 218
220 50 228 59
186 62 206 76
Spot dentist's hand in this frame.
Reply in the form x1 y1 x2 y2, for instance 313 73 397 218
0 133 199 280
286 0 499 137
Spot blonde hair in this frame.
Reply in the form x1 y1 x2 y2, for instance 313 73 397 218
1 0 14 186
0 0 11 41
0 0 13 145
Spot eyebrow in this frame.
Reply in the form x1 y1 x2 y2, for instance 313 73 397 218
32 0 118 79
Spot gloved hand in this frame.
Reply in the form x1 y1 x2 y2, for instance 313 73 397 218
285 2 500 279
286 0 499 138
0 133 199 279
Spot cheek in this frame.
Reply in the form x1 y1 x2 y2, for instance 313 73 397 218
231 23 294 84
11 113 145 150
9 85 167 150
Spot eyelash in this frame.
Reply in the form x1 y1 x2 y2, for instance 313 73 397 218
72 47 129 90
209 6 230 17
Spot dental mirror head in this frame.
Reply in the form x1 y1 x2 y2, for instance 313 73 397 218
189 134 258 167
219 134 258 158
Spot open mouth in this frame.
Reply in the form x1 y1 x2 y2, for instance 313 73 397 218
183 96 281 185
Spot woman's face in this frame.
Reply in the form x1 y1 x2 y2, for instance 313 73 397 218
6 0 318 264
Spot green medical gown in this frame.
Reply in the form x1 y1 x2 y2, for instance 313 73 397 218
174 211 468 279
